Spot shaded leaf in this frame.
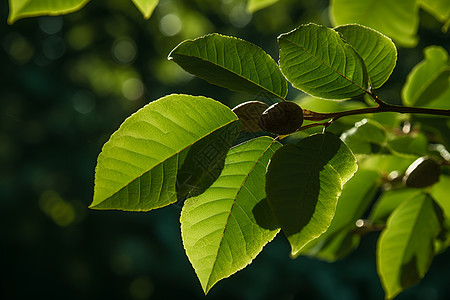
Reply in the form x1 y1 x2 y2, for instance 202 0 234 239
266 132 357 256
131 0 159 19
359 155 416 175
334 24 397 89
341 118 387 154
8 0 90 24
387 133 429 157
169 34 288 99
330 0 419 47
300 169 379 261
247 0 280 13
377 193 443 299
181 137 281 293
419 0 450 24
402 46 450 108
278 23 369 100
90 94 239 211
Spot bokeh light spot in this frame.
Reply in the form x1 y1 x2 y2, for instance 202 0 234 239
72 90 96 114
66 25 94 50
112 39 137 64
38 16 63 35
159 14 182 36
2 32 34 64
42 35 66 60
122 78 144 101
39 190 76 227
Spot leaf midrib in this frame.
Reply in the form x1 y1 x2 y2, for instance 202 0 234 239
95 118 238 206
205 139 278 291
282 37 369 94
171 53 285 100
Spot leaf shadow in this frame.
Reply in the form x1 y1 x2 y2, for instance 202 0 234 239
266 133 343 245
252 197 280 231
175 122 240 204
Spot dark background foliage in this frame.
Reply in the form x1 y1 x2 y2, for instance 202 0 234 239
1 0 449 299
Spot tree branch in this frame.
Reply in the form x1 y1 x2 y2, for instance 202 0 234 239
303 96 450 122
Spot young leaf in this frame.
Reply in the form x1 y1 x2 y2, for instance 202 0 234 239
247 0 280 13
299 169 379 261
278 23 369 100
8 0 90 24
90 94 239 211
266 132 358 256
334 24 397 89
377 193 444 299
402 46 450 108
341 118 387 154
181 137 281 294
330 0 419 47
168 34 288 99
131 0 159 19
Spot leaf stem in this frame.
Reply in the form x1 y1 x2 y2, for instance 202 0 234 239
303 96 450 122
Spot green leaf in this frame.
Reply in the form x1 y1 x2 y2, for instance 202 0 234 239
278 23 369 100
402 46 450 108
334 24 397 89
330 0 419 47
359 154 416 175
168 34 288 99
266 132 358 256
419 0 450 24
247 0 280 13
431 175 450 218
369 189 424 224
341 118 387 154
377 193 443 299
181 137 281 294
300 169 379 261
90 94 239 211
8 0 90 24
387 133 429 157
131 0 159 19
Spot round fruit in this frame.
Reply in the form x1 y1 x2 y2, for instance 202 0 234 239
232 101 269 132
403 156 440 188
258 101 303 135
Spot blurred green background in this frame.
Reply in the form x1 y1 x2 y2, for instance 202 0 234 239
1 0 449 299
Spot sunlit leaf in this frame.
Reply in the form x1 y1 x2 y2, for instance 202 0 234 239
334 24 397 89
377 193 444 299
369 189 423 224
131 0 159 19
330 0 419 47
247 0 280 13
169 34 288 99
278 23 369 100
8 0 90 24
341 118 387 154
90 94 240 211
402 46 450 108
266 132 357 256
300 169 379 261
431 175 450 218
181 137 281 294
